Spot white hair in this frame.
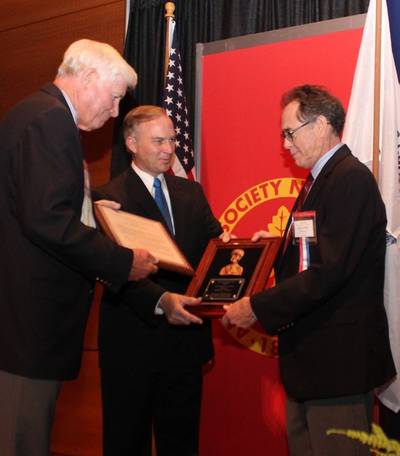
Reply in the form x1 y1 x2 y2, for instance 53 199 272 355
57 39 137 88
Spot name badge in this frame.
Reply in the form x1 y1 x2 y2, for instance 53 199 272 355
293 211 317 243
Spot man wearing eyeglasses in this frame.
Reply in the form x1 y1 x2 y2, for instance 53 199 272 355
223 85 395 456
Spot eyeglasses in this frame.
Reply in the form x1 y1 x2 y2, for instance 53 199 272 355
281 120 313 142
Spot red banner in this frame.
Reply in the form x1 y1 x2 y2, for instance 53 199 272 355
199 25 363 455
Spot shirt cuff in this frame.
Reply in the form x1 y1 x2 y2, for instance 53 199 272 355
154 292 167 315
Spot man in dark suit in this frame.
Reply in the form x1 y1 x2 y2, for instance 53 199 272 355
94 105 223 456
223 85 396 455
0 39 158 456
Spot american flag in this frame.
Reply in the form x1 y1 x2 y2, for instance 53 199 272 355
162 19 196 180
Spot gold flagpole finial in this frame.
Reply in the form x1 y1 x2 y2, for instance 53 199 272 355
163 2 175 81
165 2 175 19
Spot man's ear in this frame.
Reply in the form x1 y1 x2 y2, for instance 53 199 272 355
125 135 137 153
80 68 98 87
315 115 330 137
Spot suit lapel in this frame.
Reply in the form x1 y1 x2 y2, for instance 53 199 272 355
278 145 351 264
123 170 188 240
302 145 351 210
41 83 83 173
41 83 70 108
124 169 166 225
165 175 184 241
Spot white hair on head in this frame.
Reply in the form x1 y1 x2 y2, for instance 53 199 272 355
57 39 137 88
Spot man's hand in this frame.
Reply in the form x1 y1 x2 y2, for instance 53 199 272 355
94 199 121 210
94 201 158 280
128 248 158 281
219 228 238 243
222 297 257 328
251 230 274 242
159 292 203 325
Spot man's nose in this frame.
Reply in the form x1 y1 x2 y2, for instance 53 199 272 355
163 140 175 154
283 137 292 150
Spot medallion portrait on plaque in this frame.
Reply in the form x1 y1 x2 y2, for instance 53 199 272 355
186 238 281 318
219 248 245 276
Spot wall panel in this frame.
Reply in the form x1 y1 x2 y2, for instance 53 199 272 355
0 0 121 31
0 1 125 115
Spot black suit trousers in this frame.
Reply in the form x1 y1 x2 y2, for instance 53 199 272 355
101 366 203 456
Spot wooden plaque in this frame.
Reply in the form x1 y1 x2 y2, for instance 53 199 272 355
95 205 194 276
186 238 282 317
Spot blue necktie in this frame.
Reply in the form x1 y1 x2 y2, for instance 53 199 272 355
153 177 174 234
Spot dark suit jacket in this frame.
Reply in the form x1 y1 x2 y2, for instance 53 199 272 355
94 168 222 370
0 84 132 381
251 145 395 401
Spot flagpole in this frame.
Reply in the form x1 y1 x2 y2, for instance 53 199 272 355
372 0 382 426
373 0 382 180
164 1 175 82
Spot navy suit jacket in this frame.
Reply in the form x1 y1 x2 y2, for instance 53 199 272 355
0 84 132 380
251 145 395 400
94 167 222 370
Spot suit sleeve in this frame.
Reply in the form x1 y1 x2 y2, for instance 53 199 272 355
93 182 168 325
13 107 132 288
196 182 224 240
251 164 386 334
111 279 166 327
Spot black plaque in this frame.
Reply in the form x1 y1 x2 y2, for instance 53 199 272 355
203 277 246 301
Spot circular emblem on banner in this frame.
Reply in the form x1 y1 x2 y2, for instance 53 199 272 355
219 177 303 357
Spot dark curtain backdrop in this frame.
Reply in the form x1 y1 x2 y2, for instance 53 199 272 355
111 0 370 176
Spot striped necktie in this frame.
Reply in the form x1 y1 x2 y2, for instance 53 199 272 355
296 173 314 210
281 173 314 255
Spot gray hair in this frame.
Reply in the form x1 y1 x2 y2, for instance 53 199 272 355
57 39 137 88
281 84 345 136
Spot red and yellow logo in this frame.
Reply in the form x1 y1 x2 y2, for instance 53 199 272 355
219 177 303 357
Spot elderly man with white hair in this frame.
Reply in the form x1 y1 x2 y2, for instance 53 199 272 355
0 39 159 456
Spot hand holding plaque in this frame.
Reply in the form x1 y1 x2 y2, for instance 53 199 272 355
94 204 194 276
186 238 281 318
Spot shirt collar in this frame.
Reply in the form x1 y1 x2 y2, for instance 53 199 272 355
131 162 166 195
59 89 78 125
311 142 342 179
